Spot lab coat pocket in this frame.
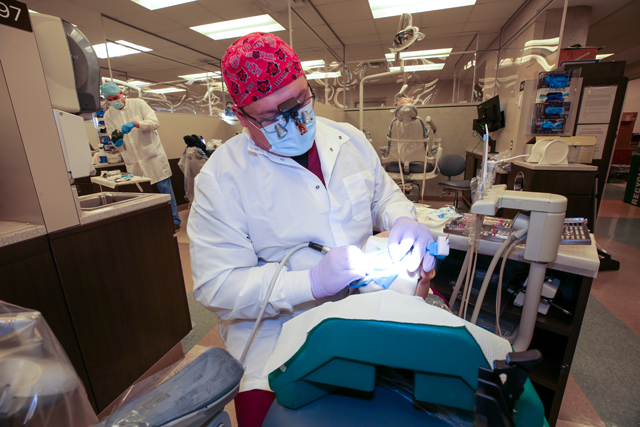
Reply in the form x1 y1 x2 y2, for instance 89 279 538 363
343 171 373 221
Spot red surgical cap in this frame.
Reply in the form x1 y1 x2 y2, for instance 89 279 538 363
222 32 304 107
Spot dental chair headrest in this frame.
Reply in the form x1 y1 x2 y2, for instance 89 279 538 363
394 104 418 122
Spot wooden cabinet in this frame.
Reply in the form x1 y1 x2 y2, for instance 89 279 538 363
431 249 593 426
0 203 191 413
506 162 597 231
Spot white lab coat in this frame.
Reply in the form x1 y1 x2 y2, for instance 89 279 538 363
104 98 172 184
188 117 416 392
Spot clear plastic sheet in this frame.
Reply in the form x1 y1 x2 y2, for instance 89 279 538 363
94 346 243 427
384 104 430 173
178 146 208 202
0 301 98 427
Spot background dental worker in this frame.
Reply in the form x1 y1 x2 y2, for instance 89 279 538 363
187 33 436 427
100 82 182 232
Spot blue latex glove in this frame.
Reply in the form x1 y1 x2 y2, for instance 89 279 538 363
388 217 436 272
309 245 368 299
113 139 124 147
122 122 136 134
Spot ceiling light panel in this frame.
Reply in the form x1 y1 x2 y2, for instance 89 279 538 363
306 72 341 80
178 72 222 80
190 15 285 41
369 0 476 19
132 0 197 10
92 41 152 59
389 64 445 72
385 48 453 61
145 87 186 93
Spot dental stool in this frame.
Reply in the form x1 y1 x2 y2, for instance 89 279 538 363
438 154 472 209
262 319 547 427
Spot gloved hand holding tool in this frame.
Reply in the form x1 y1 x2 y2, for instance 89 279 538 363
388 217 436 272
310 245 369 299
122 122 137 134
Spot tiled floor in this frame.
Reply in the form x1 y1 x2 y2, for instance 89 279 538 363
176 183 640 427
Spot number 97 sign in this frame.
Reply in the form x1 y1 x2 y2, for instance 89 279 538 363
0 0 32 33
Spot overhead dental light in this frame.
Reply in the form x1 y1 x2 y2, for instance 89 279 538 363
369 0 476 19
389 13 424 56
219 103 239 125
191 15 284 41
91 41 152 59
132 0 197 10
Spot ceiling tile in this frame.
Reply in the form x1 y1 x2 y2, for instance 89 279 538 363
156 28 214 45
124 34 177 51
28 0 101 26
198 0 265 20
119 11 185 33
67 0 148 18
154 2 223 27
315 1 373 23
341 34 382 45
414 7 473 26
332 20 377 37
421 24 466 38
462 18 507 33
466 1 522 23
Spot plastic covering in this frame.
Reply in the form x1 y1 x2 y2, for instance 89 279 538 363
384 104 429 173
0 301 98 427
178 146 208 203
95 346 243 427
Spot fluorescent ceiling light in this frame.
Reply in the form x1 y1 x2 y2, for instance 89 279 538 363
191 15 284 41
385 48 452 61
132 0 196 10
524 38 558 47
597 53 614 60
127 80 153 86
145 88 186 94
301 60 326 70
369 0 476 19
92 40 152 59
178 72 221 80
390 64 444 72
306 72 341 80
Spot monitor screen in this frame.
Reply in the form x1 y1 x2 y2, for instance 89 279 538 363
476 95 505 133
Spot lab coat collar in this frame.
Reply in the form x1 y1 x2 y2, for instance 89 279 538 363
245 121 349 181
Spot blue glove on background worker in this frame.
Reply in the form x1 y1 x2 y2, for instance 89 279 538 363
122 122 136 134
310 245 369 299
388 217 436 272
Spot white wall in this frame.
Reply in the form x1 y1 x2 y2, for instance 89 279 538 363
622 79 640 133
155 112 230 159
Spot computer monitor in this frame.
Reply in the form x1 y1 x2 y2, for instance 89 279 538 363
473 95 505 153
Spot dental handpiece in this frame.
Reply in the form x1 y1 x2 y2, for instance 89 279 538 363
309 242 331 254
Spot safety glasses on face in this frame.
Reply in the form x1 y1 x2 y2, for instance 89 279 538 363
240 85 315 134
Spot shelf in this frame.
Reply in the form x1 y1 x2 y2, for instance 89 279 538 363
529 358 562 391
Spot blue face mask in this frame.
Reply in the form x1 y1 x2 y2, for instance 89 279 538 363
110 99 125 110
253 103 317 157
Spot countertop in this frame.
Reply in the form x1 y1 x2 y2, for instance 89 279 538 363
76 192 171 225
426 223 600 279
91 175 151 190
511 160 598 172
0 221 46 248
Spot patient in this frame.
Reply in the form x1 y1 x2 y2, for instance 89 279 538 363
360 230 436 299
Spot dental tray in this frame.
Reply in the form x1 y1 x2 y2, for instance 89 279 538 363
561 218 591 245
444 214 513 243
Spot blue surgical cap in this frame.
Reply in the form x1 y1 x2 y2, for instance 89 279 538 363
100 82 121 97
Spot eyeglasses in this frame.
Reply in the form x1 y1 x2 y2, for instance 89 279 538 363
240 85 315 133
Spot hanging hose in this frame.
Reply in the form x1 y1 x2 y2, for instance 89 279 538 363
240 243 315 364
495 235 526 336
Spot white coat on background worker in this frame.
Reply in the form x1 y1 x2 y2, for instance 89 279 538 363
100 82 181 230
187 32 435 427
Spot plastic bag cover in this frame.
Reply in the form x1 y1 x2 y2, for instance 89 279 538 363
385 105 429 172
178 146 208 202
0 300 98 427
94 346 243 427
